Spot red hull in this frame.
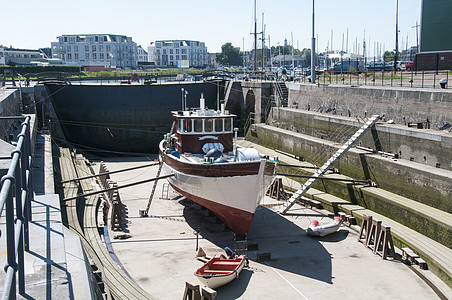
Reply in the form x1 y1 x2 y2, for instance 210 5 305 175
170 184 254 235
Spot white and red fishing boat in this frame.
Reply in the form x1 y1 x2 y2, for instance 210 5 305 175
195 253 247 289
159 94 276 235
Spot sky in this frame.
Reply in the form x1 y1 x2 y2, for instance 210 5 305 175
2 0 422 57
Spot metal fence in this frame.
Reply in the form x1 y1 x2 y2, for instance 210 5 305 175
301 69 450 89
0 116 33 300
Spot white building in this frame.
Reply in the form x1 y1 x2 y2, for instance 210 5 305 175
147 40 208 67
0 47 43 66
137 45 148 63
51 34 138 69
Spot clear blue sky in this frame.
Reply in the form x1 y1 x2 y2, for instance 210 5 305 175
3 0 421 57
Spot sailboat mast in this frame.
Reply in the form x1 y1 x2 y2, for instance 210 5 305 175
254 0 258 73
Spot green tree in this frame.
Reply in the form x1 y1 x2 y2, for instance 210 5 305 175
301 48 318 66
215 42 243 67
383 51 395 62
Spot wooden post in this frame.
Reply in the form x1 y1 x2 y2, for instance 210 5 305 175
201 286 217 300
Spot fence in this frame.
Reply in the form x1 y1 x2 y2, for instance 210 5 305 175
0 116 33 300
300 69 450 90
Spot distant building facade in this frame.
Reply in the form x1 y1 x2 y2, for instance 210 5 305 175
0 46 44 66
147 40 208 67
137 45 148 63
416 0 452 70
51 34 138 69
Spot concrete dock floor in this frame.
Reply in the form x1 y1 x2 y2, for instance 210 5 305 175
99 156 445 300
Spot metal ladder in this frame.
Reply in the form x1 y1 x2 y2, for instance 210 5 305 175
280 115 380 214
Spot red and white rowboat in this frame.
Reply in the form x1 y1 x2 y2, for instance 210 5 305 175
194 253 247 289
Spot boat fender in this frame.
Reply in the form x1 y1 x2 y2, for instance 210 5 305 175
312 220 319 226
224 247 234 258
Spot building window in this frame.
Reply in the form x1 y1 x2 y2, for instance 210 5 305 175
163 49 166 54
85 46 89 52
176 55 179 60
176 49 179 54
170 49 173 54
100 53 104 59
74 46 78 52
93 53 97 59
106 45 110 52
99 45 103 51
92 45 96 52
67 53 72 59
182 49 187 54
67 46 71 52
75 53 79 59
194 119 202 132
85 53 89 59
182 55 187 60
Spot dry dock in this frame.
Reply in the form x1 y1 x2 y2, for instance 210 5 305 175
99 156 448 299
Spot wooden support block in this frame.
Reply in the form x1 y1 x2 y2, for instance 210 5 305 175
358 214 372 245
347 216 356 225
367 219 382 252
183 281 201 300
375 225 395 260
310 200 323 209
201 286 217 300
256 252 271 262
415 258 428 270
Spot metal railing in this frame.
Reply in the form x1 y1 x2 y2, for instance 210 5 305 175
0 116 33 300
297 69 451 89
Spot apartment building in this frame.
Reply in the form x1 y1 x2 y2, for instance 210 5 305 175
147 40 208 67
0 46 43 65
51 34 138 69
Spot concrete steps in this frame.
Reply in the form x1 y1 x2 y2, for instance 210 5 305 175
237 139 452 288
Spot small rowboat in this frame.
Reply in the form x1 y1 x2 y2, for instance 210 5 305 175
195 253 247 289
307 216 342 237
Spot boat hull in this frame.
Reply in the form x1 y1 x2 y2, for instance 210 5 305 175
45 81 222 154
162 160 267 235
195 254 246 289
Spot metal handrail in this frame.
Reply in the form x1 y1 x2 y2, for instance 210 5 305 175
0 116 33 300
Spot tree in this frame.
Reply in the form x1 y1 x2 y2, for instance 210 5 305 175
301 48 318 66
383 51 395 62
215 42 242 67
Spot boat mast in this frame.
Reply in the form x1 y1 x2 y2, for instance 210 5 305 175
254 0 258 74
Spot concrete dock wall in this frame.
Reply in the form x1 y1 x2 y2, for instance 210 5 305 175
286 83 452 130
270 108 452 171
247 123 452 213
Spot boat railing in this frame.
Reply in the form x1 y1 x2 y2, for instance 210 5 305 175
0 116 34 299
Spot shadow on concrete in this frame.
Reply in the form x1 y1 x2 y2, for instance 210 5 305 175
181 200 335 288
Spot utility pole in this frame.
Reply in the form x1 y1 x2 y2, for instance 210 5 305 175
262 12 265 73
254 0 258 73
412 21 420 53
311 0 316 83
394 0 399 68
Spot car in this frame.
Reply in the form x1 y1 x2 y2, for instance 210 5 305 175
399 61 413 71
366 61 391 71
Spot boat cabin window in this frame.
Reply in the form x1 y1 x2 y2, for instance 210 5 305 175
183 119 192 132
205 119 213 132
224 118 232 131
215 119 223 132
194 119 203 132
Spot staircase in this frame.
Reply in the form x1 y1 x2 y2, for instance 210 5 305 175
280 115 380 214
274 80 288 107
